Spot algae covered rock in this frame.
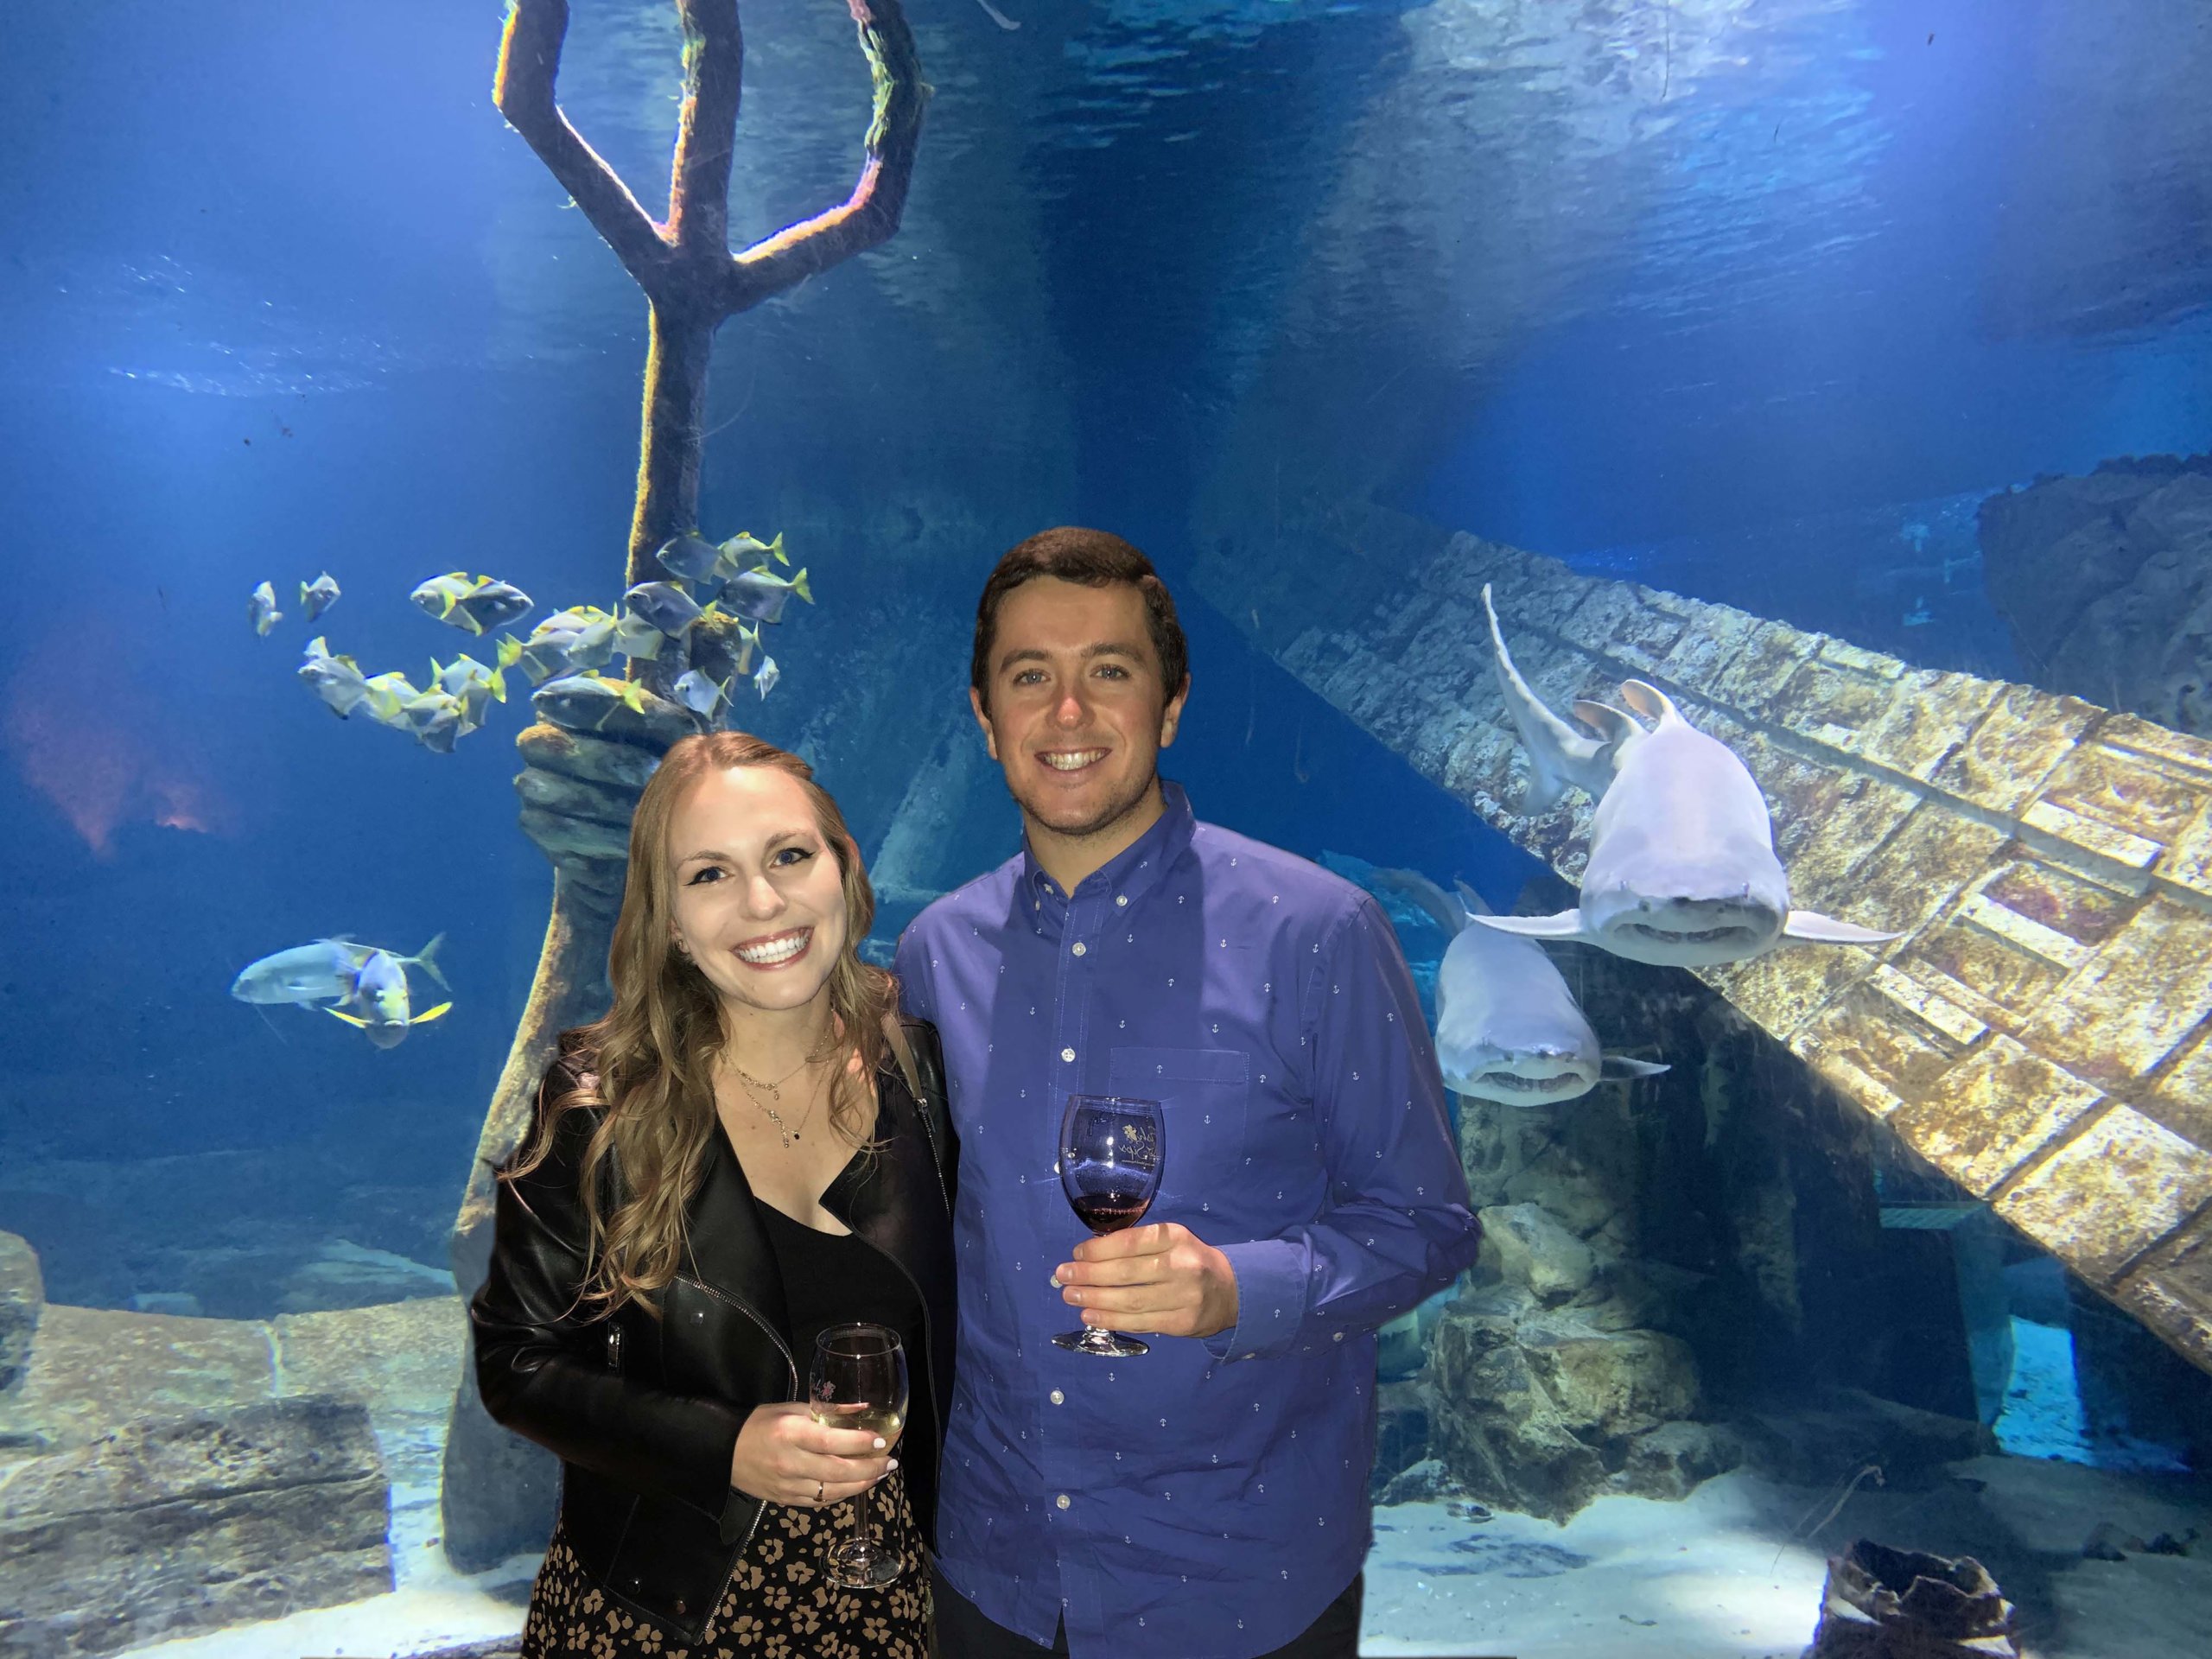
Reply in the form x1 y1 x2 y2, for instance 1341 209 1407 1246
0 1395 391 1656
1802 1538 2018 1658
0 1230 40 1394
1477 1202 1597 1303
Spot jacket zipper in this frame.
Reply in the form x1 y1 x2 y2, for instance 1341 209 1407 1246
911 1087 952 1214
676 1269 798 1575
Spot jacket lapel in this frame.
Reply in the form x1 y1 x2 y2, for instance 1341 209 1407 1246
682 1117 792 1340
822 1073 953 1315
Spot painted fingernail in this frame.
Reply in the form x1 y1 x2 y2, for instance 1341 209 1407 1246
887 1458 900 1471
873 1437 887 1449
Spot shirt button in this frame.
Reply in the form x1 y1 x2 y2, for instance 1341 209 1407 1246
1057 1493 1071 1510
1333 1332 1344 1342
1061 1047 1076 1063
1116 895 1128 907
1051 1389 1065 1405
1072 942 1087 957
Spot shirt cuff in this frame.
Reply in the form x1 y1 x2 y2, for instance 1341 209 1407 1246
1202 1239 1309 1362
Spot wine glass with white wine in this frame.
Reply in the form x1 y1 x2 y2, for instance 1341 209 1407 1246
810 1322 909 1588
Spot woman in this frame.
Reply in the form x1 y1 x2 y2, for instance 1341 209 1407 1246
472 730 956 1657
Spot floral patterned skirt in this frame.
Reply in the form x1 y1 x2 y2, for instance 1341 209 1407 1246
518 1467 929 1659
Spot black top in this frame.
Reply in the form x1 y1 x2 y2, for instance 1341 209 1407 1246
754 1183 927 1385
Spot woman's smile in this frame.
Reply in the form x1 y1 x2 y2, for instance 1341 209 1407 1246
733 926 814 969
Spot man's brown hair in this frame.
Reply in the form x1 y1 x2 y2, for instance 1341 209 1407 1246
969 526 1191 709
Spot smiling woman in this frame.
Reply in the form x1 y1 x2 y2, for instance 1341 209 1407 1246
469 731 957 1657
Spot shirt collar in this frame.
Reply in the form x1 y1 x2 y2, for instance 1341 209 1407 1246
1020 779 1195 931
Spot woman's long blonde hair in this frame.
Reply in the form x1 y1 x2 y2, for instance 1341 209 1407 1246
505 730 900 1317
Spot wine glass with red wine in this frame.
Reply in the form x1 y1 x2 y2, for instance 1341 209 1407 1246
1052 1093 1164 1357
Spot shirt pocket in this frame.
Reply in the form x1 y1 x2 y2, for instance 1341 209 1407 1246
1103 1046 1250 1219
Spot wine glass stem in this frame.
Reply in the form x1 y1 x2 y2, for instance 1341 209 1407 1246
851 1471 869 1559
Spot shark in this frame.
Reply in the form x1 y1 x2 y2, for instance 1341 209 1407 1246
1474 585 1899 968
1374 868 1667 1105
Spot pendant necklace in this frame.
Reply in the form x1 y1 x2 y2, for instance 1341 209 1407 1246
733 1052 810 1102
728 1055 819 1149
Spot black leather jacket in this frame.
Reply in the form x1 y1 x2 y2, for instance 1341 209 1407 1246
470 1020 957 1642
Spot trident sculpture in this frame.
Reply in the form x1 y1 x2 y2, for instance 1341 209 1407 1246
439 0 925 1568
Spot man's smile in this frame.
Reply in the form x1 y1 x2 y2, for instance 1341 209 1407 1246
1038 747 1109 773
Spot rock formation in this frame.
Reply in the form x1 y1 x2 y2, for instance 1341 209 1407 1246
0 1251 451 1656
0 1230 38 1396
1801 1540 2018 1659
0 1398 391 1657
1980 454 2212 734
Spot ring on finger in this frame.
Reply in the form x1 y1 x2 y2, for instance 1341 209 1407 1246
815 1478 825 1505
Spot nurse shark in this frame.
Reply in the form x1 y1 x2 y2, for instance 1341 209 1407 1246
1475 585 1899 969
1374 868 1667 1105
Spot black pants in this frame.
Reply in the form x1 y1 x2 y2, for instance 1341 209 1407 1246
931 1568 1363 1659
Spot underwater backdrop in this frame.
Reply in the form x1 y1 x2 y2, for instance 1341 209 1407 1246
3 1 2211 1655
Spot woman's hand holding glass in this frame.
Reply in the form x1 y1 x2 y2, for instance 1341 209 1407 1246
728 1400 895 1510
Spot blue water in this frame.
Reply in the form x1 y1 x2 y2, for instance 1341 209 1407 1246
2 0 2209 1646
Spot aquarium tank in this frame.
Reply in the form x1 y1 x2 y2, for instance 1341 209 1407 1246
3 1 2211 1656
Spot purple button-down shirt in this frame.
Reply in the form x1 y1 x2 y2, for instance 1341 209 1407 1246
895 783 1479 1659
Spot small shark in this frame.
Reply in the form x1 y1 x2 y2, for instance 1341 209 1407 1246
1374 868 1666 1105
1473 608 1898 965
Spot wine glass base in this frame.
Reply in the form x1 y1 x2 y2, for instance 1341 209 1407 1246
1052 1327 1150 1357
824 1541 905 1588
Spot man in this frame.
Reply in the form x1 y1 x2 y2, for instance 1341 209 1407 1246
895 527 1479 1659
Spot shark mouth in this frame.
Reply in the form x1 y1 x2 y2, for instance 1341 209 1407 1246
1471 1070 1592 1099
1450 1051 1597 1103
1621 919 1762 945
1600 898 1780 963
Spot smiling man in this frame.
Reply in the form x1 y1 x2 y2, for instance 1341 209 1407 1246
893 527 1481 1659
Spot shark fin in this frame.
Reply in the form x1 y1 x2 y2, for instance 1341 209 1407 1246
410 1001 454 1027
1482 583 1610 810
1599 1054 1670 1080
1469 910 1588 940
1368 868 1466 938
1452 878 1495 919
1570 698 1645 761
1783 910 1902 946
323 1007 372 1030
1618 679 1685 727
